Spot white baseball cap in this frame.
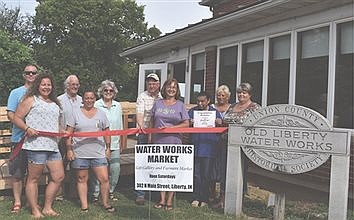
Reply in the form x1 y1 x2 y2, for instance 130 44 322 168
146 73 159 82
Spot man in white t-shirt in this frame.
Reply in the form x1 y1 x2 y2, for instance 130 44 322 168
57 75 82 199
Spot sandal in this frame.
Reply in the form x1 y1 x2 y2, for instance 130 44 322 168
11 204 21 214
80 208 89 213
104 206 116 213
42 210 60 217
153 203 165 209
165 205 173 211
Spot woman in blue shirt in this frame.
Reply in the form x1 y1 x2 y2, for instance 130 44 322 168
90 80 123 202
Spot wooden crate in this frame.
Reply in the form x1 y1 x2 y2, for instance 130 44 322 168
0 107 11 157
120 102 136 150
0 159 49 189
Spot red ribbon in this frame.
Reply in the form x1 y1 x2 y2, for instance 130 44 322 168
68 127 228 137
7 127 228 161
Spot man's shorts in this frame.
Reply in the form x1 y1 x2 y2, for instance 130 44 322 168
26 150 62 165
8 143 27 179
71 158 108 169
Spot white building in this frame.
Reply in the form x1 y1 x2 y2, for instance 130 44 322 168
121 0 353 198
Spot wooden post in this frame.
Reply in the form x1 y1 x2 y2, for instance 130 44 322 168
121 113 129 150
273 192 285 220
328 155 350 220
224 145 243 216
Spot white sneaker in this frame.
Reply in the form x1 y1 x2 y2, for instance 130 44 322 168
200 202 208 207
191 200 199 207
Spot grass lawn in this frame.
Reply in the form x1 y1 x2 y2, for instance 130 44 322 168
0 188 236 220
0 177 353 219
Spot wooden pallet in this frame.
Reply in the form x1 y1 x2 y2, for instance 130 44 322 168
0 107 11 158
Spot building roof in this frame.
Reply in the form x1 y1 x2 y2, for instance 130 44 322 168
199 0 214 7
120 0 352 59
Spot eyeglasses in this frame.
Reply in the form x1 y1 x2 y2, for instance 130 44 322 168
104 89 114 93
24 71 37 76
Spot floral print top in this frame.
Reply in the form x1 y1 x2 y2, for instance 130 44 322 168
223 102 261 125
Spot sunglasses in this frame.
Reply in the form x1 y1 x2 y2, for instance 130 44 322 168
24 71 37 76
104 89 114 93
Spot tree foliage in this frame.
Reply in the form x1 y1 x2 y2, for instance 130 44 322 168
0 29 35 105
0 3 35 45
33 0 161 100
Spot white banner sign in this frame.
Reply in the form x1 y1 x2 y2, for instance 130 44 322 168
135 144 194 192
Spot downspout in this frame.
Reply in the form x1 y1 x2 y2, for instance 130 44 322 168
185 45 191 104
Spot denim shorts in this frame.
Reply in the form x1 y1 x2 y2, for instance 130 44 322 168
26 150 62 165
71 158 108 169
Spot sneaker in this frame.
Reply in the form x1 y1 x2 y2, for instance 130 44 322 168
109 193 118 201
200 202 208 207
55 195 64 201
135 197 145 205
92 196 99 203
191 200 199 207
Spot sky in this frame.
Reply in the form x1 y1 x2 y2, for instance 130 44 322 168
1 0 212 34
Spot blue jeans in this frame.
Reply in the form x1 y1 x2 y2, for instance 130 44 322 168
90 150 120 197
135 134 148 198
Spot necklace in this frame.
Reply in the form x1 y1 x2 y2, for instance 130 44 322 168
234 101 251 112
217 103 230 112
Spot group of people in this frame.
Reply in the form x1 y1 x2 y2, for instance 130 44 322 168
7 64 121 218
135 73 260 210
6 64 260 218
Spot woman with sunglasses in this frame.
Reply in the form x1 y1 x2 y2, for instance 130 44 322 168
89 80 122 202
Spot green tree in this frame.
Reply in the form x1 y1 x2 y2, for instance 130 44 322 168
0 3 35 45
0 29 35 105
33 0 161 100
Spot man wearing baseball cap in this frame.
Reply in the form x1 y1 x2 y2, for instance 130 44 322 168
135 73 161 205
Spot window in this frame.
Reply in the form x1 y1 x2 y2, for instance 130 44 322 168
219 46 237 103
268 35 291 105
334 21 353 129
172 62 186 102
190 53 205 103
296 27 329 116
241 41 263 104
